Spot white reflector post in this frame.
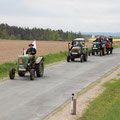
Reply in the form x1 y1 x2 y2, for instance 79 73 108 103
71 93 77 115
32 40 37 49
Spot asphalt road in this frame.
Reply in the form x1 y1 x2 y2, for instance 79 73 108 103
0 49 120 120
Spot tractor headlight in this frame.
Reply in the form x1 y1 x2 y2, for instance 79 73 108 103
28 63 30 66
19 59 23 64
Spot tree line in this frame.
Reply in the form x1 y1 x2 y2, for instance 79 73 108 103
0 24 82 41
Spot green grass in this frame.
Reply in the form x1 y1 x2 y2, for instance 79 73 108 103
113 44 120 49
0 51 67 79
44 51 67 65
0 62 17 79
117 73 120 76
78 78 120 120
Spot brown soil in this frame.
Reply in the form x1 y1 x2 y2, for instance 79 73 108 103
0 40 91 64
0 40 67 64
44 67 120 120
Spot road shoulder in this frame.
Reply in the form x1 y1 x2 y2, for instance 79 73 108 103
44 66 120 120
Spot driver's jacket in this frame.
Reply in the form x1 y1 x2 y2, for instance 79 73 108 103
26 48 36 55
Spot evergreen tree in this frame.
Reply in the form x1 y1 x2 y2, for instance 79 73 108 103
10 34 16 40
1 29 9 39
16 34 21 40
0 23 83 41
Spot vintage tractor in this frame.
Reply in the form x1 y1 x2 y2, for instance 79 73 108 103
67 38 89 62
91 41 106 56
9 54 44 80
106 40 113 54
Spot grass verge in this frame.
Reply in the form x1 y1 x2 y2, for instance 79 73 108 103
78 78 120 120
0 51 67 79
0 62 17 79
113 44 120 49
44 51 67 65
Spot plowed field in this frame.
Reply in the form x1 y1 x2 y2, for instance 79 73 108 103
0 40 91 64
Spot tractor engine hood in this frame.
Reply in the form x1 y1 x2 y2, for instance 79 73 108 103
71 46 80 54
18 55 33 70
71 46 80 51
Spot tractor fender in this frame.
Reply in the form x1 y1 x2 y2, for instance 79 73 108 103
36 56 44 64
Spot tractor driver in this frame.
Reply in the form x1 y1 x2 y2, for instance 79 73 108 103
26 44 36 55
108 36 113 43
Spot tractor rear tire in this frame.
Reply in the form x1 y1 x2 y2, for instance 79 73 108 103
40 62 44 77
36 64 40 77
30 69 35 80
9 68 15 80
110 48 112 54
18 72 25 77
102 49 105 56
89 50 91 56
106 49 109 54
92 52 95 55
84 54 88 61
36 62 44 77
100 50 102 56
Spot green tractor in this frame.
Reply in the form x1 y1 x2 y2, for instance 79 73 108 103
9 54 44 80
67 38 89 62
91 41 106 56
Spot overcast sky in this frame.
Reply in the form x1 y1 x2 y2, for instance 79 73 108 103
0 0 120 32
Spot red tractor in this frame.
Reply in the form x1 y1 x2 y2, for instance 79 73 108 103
106 40 113 54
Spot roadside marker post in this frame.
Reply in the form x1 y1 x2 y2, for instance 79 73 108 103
71 93 77 115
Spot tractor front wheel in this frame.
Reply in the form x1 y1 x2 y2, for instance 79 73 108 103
30 69 35 80
9 68 15 80
67 55 70 62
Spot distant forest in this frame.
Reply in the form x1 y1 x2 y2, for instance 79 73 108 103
0 24 82 41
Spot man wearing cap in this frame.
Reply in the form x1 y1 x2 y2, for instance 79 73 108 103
108 36 113 43
26 44 36 55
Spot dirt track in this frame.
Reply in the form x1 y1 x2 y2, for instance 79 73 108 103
0 40 92 64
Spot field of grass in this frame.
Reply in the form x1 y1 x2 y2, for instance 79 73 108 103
78 78 120 120
0 51 67 79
